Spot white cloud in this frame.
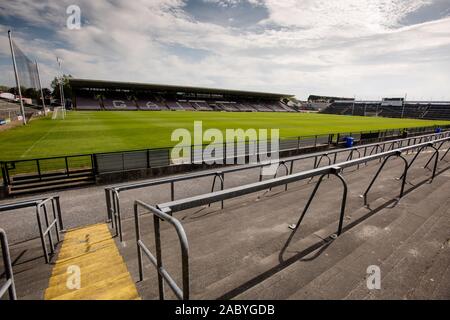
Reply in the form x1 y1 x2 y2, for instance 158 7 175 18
0 0 449 100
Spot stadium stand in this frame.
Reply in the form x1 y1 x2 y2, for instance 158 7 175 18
322 100 450 120
178 101 196 111
75 96 102 110
70 79 297 113
1 131 449 300
166 101 185 111
103 98 137 111
136 99 161 110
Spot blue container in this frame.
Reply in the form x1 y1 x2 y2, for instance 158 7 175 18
345 136 354 148
435 127 442 133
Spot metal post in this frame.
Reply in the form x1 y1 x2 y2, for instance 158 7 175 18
134 203 144 282
116 194 123 242
105 189 112 222
153 215 165 300
51 199 60 243
363 152 408 206
35 60 46 116
55 196 64 231
0 229 17 300
36 206 49 263
8 30 26 125
42 203 54 255
57 57 65 114
65 157 69 176
334 171 348 235
441 144 450 161
424 145 440 182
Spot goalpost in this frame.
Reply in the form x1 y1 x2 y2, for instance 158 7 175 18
52 107 66 120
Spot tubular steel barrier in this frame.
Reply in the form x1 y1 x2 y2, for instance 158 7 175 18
0 228 17 300
134 200 189 300
133 136 450 300
0 195 63 264
158 136 450 214
106 131 450 241
3 124 448 191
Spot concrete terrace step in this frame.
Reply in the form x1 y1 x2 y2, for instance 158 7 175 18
282 175 450 300
342 184 450 300
139 167 447 300
117 156 430 299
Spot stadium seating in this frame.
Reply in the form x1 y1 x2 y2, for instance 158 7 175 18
424 103 450 120
136 100 164 110
76 96 102 110
322 101 450 120
74 93 298 113
192 101 214 111
103 98 137 110
253 103 273 112
166 101 185 111
178 101 196 111
236 103 256 112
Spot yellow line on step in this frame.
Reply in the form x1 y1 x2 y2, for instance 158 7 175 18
44 223 140 300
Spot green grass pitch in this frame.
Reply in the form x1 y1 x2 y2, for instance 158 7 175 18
1 111 449 161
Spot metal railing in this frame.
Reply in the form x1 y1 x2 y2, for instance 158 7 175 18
134 200 189 300
135 136 450 299
1 154 95 187
0 228 16 300
0 195 63 264
3 124 448 188
106 130 450 241
158 136 450 213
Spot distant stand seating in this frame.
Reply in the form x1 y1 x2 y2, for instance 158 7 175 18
136 100 163 111
103 98 137 110
192 101 214 111
166 101 185 111
178 102 196 111
76 96 102 110
322 101 450 120
74 95 298 113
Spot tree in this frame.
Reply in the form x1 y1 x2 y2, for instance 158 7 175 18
23 88 40 100
42 88 51 98
51 74 73 101
0 85 10 92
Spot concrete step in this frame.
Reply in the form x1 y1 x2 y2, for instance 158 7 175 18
231 197 397 300
118 157 442 299
120 159 406 299
283 175 450 300
342 183 450 300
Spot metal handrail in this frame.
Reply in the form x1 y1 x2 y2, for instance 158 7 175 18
133 136 449 300
0 228 17 300
134 200 189 300
158 136 450 214
110 131 447 192
106 131 450 241
0 195 63 264
36 198 61 263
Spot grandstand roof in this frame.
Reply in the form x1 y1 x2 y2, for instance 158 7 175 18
69 78 294 99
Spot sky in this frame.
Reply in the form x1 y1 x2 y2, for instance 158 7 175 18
0 0 449 100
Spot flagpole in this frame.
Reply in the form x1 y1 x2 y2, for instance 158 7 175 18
35 60 47 116
8 30 27 125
